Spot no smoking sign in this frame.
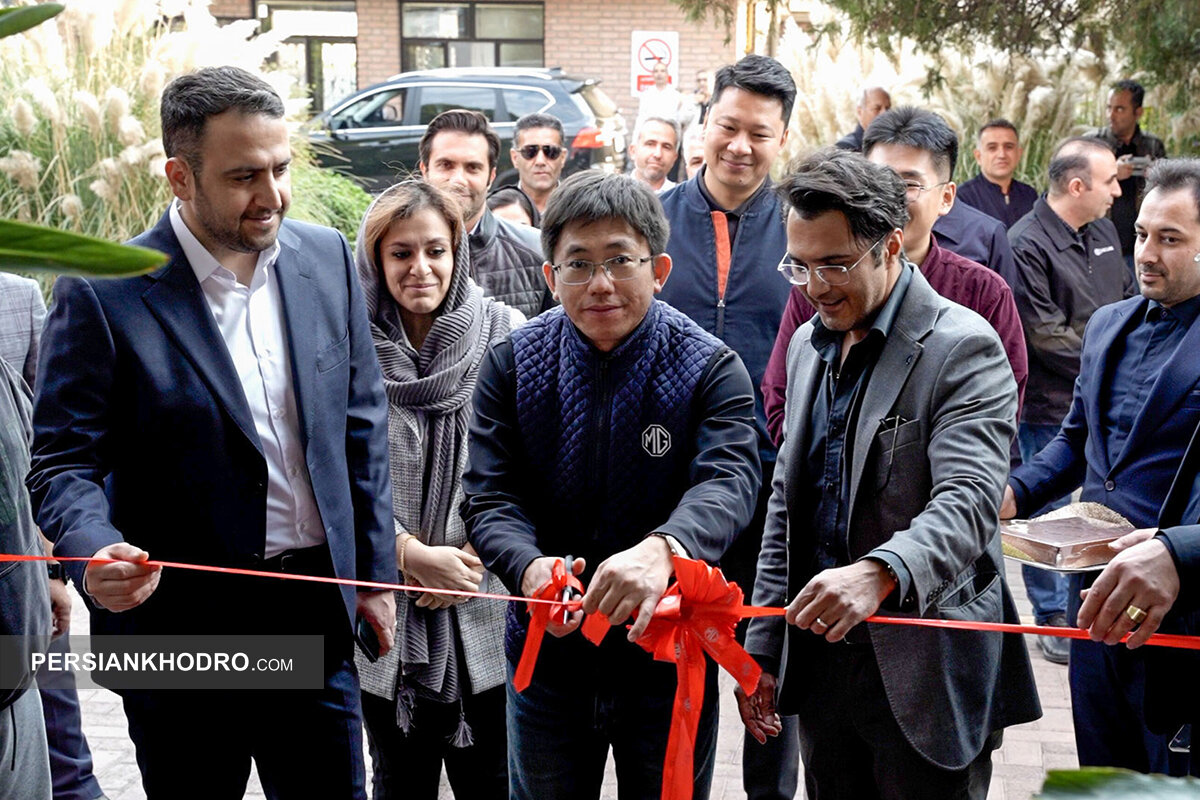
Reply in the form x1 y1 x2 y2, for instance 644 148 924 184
630 30 679 94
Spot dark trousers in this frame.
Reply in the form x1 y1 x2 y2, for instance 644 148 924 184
505 659 718 800
361 685 507 799
36 635 103 800
794 644 998 800
120 550 367 799
730 460 801 800
1067 570 1189 775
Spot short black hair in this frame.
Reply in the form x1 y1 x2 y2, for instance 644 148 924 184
161 66 284 171
1047 136 1113 195
514 112 565 147
1145 158 1200 225
419 109 501 171
711 54 796 125
1111 79 1146 109
862 106 958 182
540 172 668 262
486 185 538 225
776 147 908 251
978 118 1018 140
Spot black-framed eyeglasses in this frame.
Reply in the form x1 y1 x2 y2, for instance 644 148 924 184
902 179 948 198
551 255 654 285
518 144 563 161
776 233 888 287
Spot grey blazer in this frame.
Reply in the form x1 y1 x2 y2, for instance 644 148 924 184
0 273 45 389
746 268 1041 770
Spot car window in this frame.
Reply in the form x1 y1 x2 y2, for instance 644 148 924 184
329 88 409 129
501 88 550 121
418 86 498 124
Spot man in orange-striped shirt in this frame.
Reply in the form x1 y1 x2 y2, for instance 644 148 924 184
656 53 797 800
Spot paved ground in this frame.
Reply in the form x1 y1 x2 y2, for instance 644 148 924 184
70 559 1073 799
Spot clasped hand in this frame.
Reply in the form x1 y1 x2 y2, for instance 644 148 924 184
401 537 486 611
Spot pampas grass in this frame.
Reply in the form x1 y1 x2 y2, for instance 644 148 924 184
0 0 369 249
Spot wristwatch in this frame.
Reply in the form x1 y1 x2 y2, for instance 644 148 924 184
47 562 67 583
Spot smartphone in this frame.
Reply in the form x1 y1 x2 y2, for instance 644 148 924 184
355 616 381 663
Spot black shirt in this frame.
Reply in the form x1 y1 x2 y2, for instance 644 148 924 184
1103 294 1200 465
799 265 914 597
956 174 1038 231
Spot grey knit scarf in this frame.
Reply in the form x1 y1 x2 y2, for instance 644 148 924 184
353 195 512 709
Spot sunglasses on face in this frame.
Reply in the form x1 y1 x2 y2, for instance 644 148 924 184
518 144 564 160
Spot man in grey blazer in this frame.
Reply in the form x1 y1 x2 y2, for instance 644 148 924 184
741 148 1040 798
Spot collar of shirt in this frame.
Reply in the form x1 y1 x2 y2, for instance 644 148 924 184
810 261 914 364
694 164 770 216
169 200 280 287
1034 197 1087 251
1147 292 1200 327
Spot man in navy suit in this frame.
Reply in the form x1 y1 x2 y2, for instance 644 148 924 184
27 66 396 799
1003 157 1200 775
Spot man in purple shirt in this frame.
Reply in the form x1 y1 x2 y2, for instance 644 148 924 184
763 107 1026 446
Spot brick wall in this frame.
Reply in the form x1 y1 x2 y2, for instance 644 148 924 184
543 0 739 129
208 0 252 19
355 0 401 88
201 1 736 122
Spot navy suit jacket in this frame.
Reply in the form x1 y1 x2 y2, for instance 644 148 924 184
1141 420 1200 732
27 210 395 636
1010 294 1200 529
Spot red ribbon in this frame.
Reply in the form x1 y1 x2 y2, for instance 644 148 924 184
581 556 761 800
512 558 583 692
11 551 1200 800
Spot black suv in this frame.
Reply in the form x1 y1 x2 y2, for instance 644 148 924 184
306 67 627 192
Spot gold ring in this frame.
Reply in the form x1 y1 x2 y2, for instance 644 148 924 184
1125 605 1147 625
815 617 829 628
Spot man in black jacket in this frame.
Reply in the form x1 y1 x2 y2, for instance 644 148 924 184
1008 136 1134 664
419 109 552 319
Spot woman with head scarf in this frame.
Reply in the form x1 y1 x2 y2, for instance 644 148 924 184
354 179 522 798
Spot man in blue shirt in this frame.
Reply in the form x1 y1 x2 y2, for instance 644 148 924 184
958 119 1038 230
1003 157 1200 775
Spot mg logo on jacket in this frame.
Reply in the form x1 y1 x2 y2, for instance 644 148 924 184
641 424 671 457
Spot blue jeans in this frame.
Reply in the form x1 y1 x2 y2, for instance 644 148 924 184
506 658 719 800
1017 422 1071 623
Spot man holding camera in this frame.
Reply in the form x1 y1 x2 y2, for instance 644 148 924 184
1095 79 1167 268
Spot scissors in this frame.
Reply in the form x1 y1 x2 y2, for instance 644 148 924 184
559 555 581 626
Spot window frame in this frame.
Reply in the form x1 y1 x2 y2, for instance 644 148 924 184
399 1 545 72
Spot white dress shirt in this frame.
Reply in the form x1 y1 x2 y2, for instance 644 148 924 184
169 203 325 557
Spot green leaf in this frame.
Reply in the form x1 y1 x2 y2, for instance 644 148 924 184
0 220 165 277
1038 768 1200 798
0 4 64 39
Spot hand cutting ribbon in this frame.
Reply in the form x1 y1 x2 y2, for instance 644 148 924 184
581 556 761 800
512 557 584 692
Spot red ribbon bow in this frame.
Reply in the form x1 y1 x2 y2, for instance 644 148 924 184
583 556 762 800
512 558 583 692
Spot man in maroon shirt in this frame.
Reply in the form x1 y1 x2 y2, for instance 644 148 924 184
763 106 1026 446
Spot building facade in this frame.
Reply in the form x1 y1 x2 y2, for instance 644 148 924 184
208 0 743 125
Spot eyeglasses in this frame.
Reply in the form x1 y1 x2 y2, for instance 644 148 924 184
776 233 888 287
552 255 654 285
902 180 948 198
517 144 564 161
